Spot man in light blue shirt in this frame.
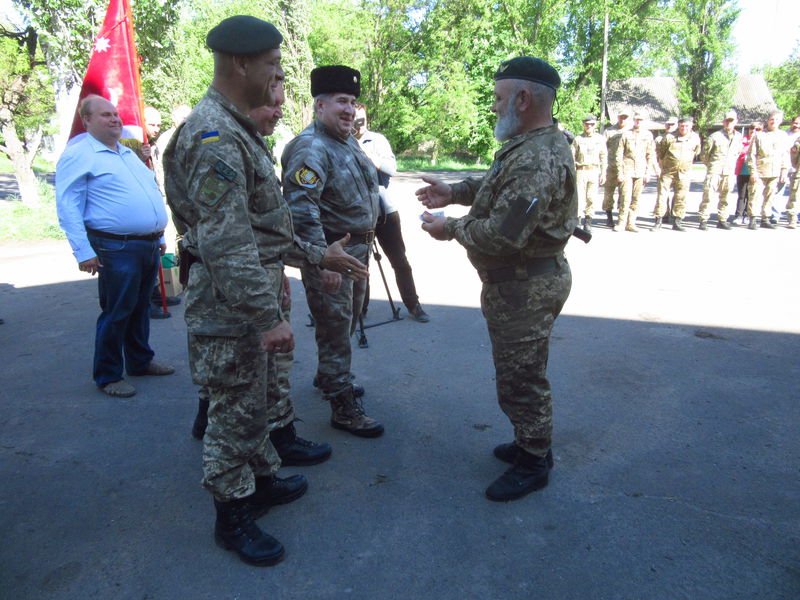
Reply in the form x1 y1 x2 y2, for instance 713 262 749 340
56 94 175 398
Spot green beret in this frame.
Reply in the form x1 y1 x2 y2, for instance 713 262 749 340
311 65 360 97
494 56 560 90
206 16 282 55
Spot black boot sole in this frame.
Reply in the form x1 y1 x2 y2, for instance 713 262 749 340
214 532 285 566
485 474 550 502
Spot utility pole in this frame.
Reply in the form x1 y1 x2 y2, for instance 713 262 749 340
600 9 609 125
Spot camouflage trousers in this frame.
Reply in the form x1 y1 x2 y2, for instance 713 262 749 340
576 168 600 217
787 173 799 216
301 243 369 400
699 173 734 222
618 177 644 226
480 255 572 458
748 176 779 218
603 167 621 212
655 171 690 218
190 326 281 502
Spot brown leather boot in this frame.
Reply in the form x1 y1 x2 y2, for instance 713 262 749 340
330 388 384 438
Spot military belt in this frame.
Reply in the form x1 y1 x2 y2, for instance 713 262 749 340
86 227 163 242
480 256 559 284
576 165 599 170
324 229 376 246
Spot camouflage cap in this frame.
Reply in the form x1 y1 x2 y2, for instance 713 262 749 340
678 115 694 124
311 65 361 97
582 114 597 123
494 56 560 90
633 111 646 119
722 110 738 121
665 116 678 124
206 16 282 55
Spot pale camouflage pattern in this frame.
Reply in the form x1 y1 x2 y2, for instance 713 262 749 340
616 128 656 225
281 120 377 399
162 87 328 500
571 132 606 217
747 129 789 178
602 125 626 211
699 129 743 221
788 139 800 216
655 132 701 219
445 122 576 458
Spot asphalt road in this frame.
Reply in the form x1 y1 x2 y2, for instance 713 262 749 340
1 172 798 599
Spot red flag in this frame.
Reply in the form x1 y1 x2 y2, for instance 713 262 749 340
68 0 145 144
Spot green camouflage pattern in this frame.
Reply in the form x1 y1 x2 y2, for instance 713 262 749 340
655 132 701 219
572 132 606 217
444 122 576 458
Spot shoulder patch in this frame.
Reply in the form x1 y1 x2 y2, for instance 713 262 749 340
198 159 237 209
293 166 321 189
201 131 220 144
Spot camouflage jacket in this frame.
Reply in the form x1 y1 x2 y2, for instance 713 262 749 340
604 125 627 170
703 129 743 176
281 120 379 248
791 138 800 171
571 132 606 171
444 122 578 272
616 128 656 178
162 87 324 335
747 129 789 178
657 132 701 174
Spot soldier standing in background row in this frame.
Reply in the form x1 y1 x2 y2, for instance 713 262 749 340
571 114 606 231
282 66 384 438
614 111 657 232
602 109 630 226
417 56 577 502
747 110 789 230
653 116 701 231
698 110 742 230
788 136 800 229
163 16 367 566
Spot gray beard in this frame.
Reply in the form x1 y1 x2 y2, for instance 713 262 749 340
494 106 522 142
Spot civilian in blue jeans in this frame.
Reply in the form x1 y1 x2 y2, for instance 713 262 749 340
56 95 175 397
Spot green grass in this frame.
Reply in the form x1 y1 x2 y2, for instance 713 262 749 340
397 155 487 172
0 182 65 241
0 154 55 174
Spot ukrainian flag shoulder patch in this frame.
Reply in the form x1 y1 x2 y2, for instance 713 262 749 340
201 131 220 144
293 166 321 189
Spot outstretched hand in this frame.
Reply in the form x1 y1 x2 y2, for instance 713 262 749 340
415 176 452 209
321 234 369 280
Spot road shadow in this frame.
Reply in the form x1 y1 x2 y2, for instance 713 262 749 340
1 276 798 599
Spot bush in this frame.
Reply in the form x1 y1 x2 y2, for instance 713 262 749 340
0 181 64 241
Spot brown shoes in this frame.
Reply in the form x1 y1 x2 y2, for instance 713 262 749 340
139 361 175 376
101 380 136 398
330 389 384 438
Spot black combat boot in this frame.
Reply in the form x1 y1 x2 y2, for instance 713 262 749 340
191 397 210 440
698 220 708 231
605 210 614 227
672 217 687 231
760 218 777 229
270 422 332 466
214 497 285 566
651 217 662 231
485 449 554 502
245 474 309 520
747 216 759 230
494 442 553 467
716 219 731 230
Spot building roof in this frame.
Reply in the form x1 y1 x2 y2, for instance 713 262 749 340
606 74 778 128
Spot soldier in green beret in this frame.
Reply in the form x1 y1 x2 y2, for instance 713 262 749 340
417 56 577 502
163 16 367 566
